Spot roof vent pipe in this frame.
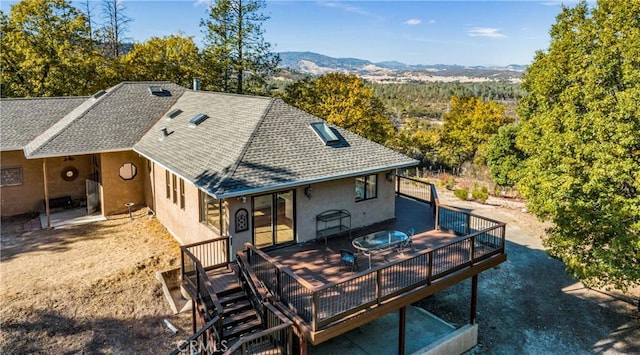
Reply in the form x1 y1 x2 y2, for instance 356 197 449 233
193 77 200 91
160 127 170 138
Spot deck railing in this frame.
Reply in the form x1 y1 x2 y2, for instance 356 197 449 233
182 237 229 270
180 246 224 335
395 175 436 205
245 205 505 332
224 303 293 355
170 316 223 355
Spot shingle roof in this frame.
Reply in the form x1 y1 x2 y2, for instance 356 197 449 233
134 90 274 188
135 92 418 198
0 97 88 151
24 82 186 157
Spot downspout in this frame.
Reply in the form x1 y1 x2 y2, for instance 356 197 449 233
42 159 51 229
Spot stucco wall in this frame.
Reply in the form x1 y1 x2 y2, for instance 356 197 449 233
152 163 218 246
0 151 92 216
148 167 396 257
226 171 397 249
295 171 396 243
99 151 147 215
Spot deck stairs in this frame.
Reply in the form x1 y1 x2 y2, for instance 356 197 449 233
178 266 286 354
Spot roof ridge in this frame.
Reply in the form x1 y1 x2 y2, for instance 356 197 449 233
0 96 90 101
207 97 278 194
23 83 122 156
184 89 274 100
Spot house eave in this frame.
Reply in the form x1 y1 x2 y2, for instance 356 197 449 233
24 147 134 159
215 160 419 199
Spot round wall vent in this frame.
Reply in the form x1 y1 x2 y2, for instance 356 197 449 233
61 166 79 182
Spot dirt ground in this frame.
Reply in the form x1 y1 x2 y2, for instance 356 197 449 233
420 188 640 354
1 196 638 354
0 208 192 354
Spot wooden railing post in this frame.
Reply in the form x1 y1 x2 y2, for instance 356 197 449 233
312 292 319 332
275 268 281 302
470 235 476 265
376 270 382 305
427 251 433 285
466 213 471 235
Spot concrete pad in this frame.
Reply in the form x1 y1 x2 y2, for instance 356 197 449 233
310 306 462 355
40 208 106 229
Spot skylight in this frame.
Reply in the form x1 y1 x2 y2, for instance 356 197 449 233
165 108 182 119
310 122 340 146
92 90 107 99
189 113 209 126
149 86 164 95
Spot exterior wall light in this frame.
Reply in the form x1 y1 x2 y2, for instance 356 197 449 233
304 185 312 199
386 171 394 182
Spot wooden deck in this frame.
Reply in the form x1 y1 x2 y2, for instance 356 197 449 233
181 178 508 349
267 229 459 287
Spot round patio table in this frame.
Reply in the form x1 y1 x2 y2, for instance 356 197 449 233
352 230 408 269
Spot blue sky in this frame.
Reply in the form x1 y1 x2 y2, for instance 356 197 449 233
2 1 589 66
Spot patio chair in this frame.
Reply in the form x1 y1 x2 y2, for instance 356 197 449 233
397 228 415 254
340 249 359 272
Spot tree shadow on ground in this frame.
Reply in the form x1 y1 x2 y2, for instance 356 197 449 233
1 309 190 354
416 239 640 354
0 210 152 263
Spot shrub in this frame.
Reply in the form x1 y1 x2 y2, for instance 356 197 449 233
454 188 469 200
472 183 489 203
445 176 456 190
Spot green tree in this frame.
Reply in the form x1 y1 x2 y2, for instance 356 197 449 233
387 118 440 163
438 95 512 168
284 73 395 144
486 124 527 187
0 0 102 97
515 0 639 290
201 0 279 94
121 34 202 88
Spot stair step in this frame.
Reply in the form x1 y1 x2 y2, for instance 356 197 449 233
216 283 242 297
222 299 252 315
218 289 245 305
223 318 263 341
222 309 258 328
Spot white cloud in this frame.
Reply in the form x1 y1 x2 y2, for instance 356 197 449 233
318 1 375 17
467 27 506 38
428 19 436 24
193 0 210 7
405 18 421 26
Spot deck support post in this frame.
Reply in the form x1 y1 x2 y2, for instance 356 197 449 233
470 274 478 324
298 335 308 355
398 306 406 355
191 298 196 333
43 159 51 229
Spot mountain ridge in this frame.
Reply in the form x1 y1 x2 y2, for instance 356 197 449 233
276 51 526 82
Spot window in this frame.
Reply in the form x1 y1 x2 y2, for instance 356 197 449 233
165 171 171 199
118 162 137 180
355 174 377 201
1 166 22 186
179 179 185 210
200 191 225 234
172 174 177 204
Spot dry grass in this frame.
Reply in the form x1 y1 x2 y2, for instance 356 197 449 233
0 208 192 354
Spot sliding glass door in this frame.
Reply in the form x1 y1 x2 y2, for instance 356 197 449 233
252 190 295 248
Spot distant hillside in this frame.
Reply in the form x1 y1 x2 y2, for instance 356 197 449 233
277 51 525 83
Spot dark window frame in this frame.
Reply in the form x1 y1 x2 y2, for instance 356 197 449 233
179 179 185 210
355 174 378 202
